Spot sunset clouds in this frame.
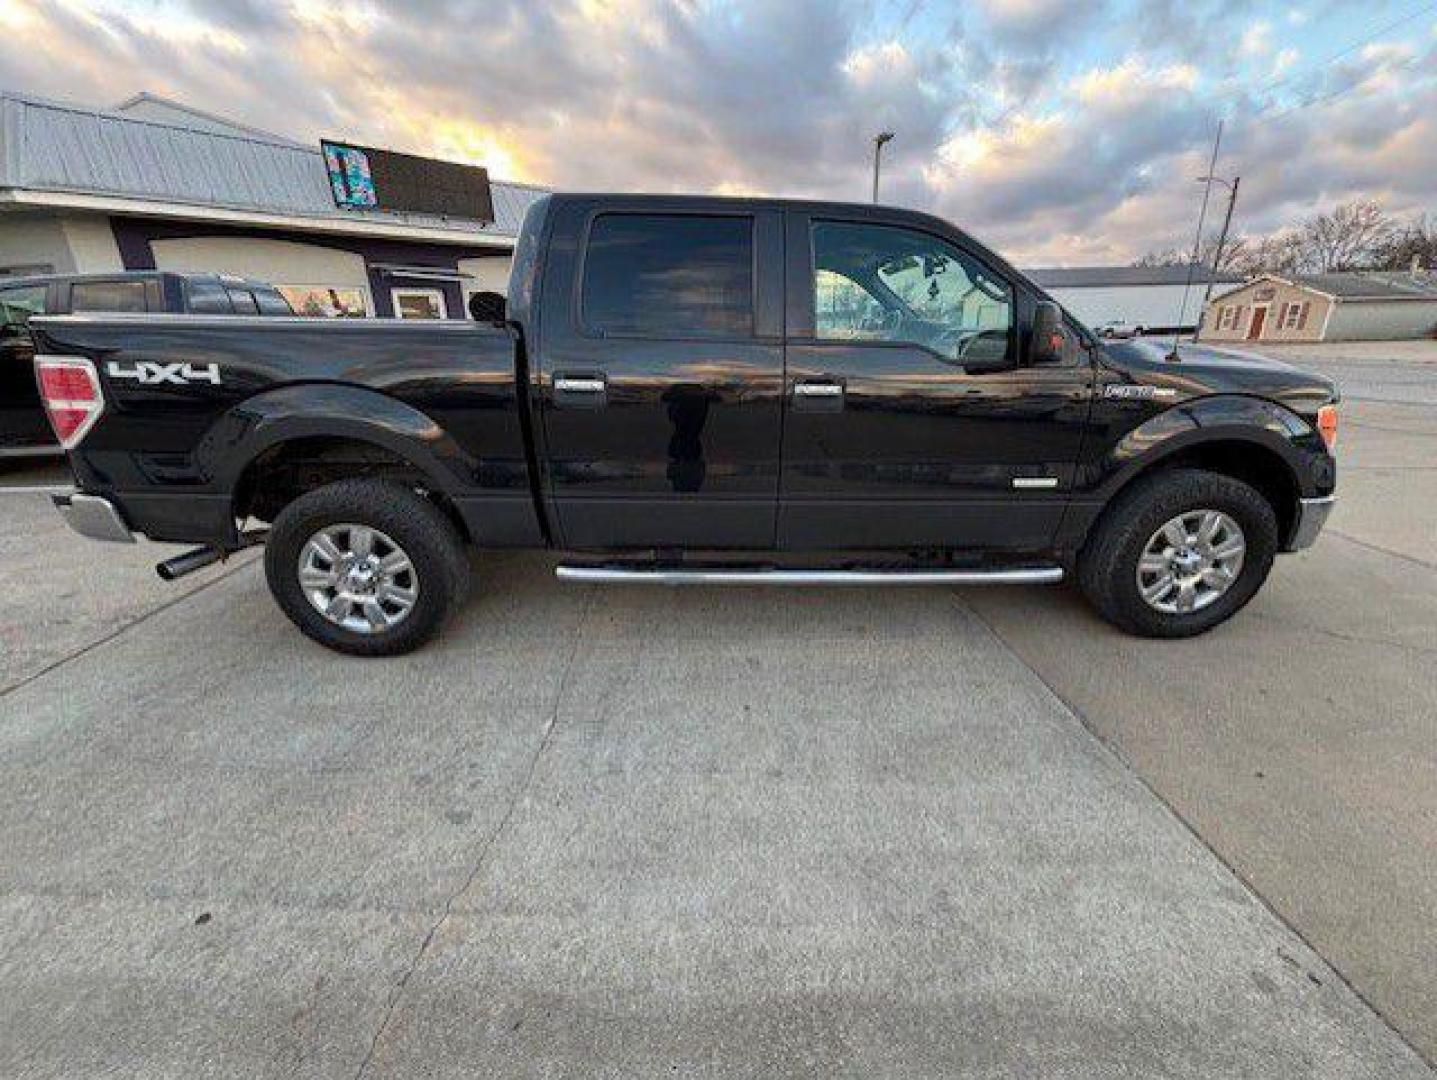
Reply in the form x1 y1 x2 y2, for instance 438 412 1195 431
0 0 1432 262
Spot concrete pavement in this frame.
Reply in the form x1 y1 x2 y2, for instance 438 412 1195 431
0 481 255 694
2 347 1434 1076
1 546 1429 1076
969 344 1437 1064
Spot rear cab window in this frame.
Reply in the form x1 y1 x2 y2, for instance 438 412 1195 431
69 280 153 313
581 213 754 339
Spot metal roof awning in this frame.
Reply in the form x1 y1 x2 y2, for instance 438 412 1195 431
0 92 549 245
368 263 476 282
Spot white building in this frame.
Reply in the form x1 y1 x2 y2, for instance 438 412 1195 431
1027 265 1242 333
0 91 547 318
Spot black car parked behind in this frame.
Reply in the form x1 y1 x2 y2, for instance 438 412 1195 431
1 271 293 457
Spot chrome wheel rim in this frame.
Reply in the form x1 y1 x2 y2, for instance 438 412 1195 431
1137 509 1246 615
298 524 418 634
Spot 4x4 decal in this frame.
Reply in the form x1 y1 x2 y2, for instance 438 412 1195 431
106 361 222 386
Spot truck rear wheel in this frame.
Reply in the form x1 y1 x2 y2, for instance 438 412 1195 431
264 478 468 656
1077 468 1278 638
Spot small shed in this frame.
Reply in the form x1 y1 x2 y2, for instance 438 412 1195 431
1200 272 1437 343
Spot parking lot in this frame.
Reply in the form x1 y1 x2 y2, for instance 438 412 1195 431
2 342 1434 1078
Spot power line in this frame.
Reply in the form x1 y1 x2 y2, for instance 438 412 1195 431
1241 0 1437 103
1252 50 1425 123
1228 0 1437 124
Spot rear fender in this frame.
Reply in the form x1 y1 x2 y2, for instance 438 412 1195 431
205 383 478 495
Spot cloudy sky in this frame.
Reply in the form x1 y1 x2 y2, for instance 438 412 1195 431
0 0 1434 263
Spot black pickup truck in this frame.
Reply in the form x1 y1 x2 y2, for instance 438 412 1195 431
31 194 1338 654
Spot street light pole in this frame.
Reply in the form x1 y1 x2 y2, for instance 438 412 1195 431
871 131 895 203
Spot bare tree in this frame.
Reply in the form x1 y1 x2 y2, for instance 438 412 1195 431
1131 248 1190 268
1134 201 1422 279
1223 230 1308 276
1301 200 1394 272
1370 213 1436 272
1132 235 1252 274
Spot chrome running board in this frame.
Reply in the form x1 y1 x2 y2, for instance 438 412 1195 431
555 566 1063 586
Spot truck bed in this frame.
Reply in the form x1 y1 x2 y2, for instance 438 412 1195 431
30 314 543 547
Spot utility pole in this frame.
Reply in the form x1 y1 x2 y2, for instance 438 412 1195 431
1200 175 1241 317
871 131 895 203
1170 119 1223 360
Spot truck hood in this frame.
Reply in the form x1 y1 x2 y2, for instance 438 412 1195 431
1100 339 1338 418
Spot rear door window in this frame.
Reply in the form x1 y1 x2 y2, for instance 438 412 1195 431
69 280 150 312
581 213 753 339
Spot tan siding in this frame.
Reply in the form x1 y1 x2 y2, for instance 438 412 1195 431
1200 278 1331 342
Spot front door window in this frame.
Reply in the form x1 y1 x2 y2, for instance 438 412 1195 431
812 221 1013 367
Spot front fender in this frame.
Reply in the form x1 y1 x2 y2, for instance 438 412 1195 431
1090 394 1335 501
202 383 480 495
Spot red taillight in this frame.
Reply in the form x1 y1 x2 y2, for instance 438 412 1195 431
35 355 104 449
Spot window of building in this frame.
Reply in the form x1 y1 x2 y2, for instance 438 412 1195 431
392 287 448 320
279 285 370 318
69 280 149 312
581 213 753 338
812 220 1012 365
1281 300 1310 330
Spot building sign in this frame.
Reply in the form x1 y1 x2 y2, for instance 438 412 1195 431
322 142 378 209
321 140 494 222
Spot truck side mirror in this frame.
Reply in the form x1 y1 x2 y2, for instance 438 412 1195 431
1030 301 1065 364
468 291 507 324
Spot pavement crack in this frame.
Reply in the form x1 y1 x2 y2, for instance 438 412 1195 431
1327 529 1437 572
1247 610 1437 655
351 588 593 1079
0 553 259 701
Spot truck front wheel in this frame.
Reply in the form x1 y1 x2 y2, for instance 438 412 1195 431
264 478 469 656
1077 468 1279 638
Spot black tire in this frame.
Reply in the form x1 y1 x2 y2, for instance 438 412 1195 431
1077 468 1279 638
264 478 468 656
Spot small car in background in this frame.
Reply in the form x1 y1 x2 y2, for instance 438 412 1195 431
1095 319 1146 339
2 272 294 458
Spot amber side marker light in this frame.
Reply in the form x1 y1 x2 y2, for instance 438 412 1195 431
1316 404 1338 451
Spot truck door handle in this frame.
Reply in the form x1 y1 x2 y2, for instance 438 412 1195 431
553 373 607 409
793 379 844 412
